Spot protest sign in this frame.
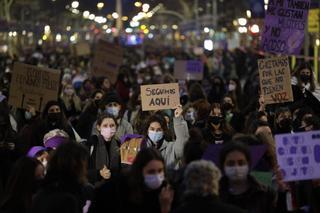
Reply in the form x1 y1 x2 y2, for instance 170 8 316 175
8 62 61 112
275 130 320 181
308 9 320 33
140 83 180 111
258 56 293 105
91 40 123 84
261 0 310 55
120 134 144 165
202 144 267 169
74 42 91 56
174 60 204 81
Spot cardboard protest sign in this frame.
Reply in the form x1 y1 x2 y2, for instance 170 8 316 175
91 40 123 84
261 0 310 55
258 56 293 105
120 134 144 165
308 9 320 33
140 83 180 111
275 130 320 181
74 42 91 56
174 60 204 81
202 144 267 169
8 62 61 112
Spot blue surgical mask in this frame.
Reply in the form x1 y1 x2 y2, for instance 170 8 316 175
148 130 164 143
106 107 120 118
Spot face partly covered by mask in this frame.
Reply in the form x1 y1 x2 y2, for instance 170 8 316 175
105 102 121 118
98 118 117 141
47 105 62 125
148 121 164 144
299 68 311 84
277 111 292 133
143 159 165 190
224 150 249 182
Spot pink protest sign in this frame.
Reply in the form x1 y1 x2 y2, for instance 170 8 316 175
275 130 320 182
261 0 310 55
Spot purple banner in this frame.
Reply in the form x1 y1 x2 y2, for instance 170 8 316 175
275 130 320 182
261 0 310 55
186 61 203 73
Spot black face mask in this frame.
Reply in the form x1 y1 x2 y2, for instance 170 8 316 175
47 112 61 123
300 74 310 83
279 118 292 132
208 116 223 126
94 100 100 107
223 103 233 111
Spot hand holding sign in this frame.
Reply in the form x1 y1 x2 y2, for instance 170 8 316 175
174 105 183 118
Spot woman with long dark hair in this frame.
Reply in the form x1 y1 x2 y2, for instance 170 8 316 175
92 148 174 213
0 157 44 213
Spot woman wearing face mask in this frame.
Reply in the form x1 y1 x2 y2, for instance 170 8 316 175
222 95 245 133
92 148 174 213
219 142 276 213
274 107 293 134
143 105 189 169
76 90 104 140
226 78 244 110
291 63 320 115
60 83 82 120
0 157 45 213
18 100 77 151
183 105 197 128
202 103 234 144
91 92 133 141
86 114 120 186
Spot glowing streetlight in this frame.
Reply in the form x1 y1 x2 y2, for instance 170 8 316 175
204 27 210 33
97 2 104 9
112 12 119 19
316 39 320 47
246 10 252 18
83 11 90 19
122 16 128 21
89 14 95 20
134 2 142 7
71 1 79 9
238 18 247 26
250 24 260 33
142 3 150 12
56 34 62 42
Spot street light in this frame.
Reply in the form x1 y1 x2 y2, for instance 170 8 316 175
142 3 150 12
112 12 119 19
250 24 260 33
89 14 95 20
71 1 79 9
97 2 104 10
83 11 90 19
238 18 247 26
134 2 142 7
246 10 251 18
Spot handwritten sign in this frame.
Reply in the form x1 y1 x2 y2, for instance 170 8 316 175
308 9 320 33
275 130 320 181
174 60 204 81
91 40 123 84
258 56 293 105
261 0 310 55
8 62 61 112
140 83 180 111
74 42 91 56
120 135 144 165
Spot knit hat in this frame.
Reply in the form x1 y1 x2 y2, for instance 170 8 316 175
43 129 69 149
27 146 47 158
100 92 122 107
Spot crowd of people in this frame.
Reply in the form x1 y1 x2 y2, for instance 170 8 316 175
0 43 320 213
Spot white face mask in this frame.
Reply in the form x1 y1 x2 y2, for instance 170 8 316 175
228 84 236 92
224 165 249 181
106 107 120 118
148 131 164 143
185 111 196 122
101 127 116 141
144 173 165 190
25 111 33 120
